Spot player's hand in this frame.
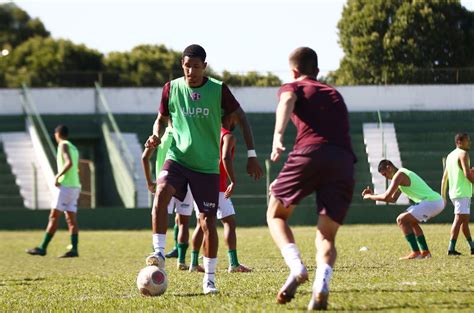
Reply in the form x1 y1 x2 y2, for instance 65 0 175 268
361 186 373 197
145 134 160 149
271 141 285 162
247 157 263 180
147 182 156 194
224 182 235 198
54 174 61 187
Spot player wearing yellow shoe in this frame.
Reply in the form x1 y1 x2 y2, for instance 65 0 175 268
363 160 445 260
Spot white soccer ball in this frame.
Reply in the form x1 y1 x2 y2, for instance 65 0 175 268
136 266 168 296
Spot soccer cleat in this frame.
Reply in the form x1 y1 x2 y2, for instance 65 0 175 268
177 261 188 271
420 250 431 259
26 247 46 256
203 280 219 295
58 250 79 258
146 252 165 269
228 264 252 273
276 268 309 304
165 248 178 258
189 264 205 273
399 251 422 260
307 291 329 311
447 250 462 256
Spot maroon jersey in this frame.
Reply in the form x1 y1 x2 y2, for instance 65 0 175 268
278 78 355 161
219 127 234 192
160 77 240 116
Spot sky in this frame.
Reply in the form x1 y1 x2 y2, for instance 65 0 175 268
4 0 474 82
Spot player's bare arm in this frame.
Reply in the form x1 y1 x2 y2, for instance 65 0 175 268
222 133 236 198
459 150 474 183
271 91 296 162
232 107 263 180
441 168 449 203
363 172 406 203
146 113 169 149
55 143 73 186
141 147 157 193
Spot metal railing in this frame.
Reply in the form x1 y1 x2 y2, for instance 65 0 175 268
95 82 138 208
20 83 56 167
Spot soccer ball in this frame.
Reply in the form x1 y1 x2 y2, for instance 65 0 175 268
136 266 168 296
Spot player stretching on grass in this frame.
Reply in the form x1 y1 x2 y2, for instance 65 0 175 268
141 123 193 270
189 115 252 273
441 133 474 255
145 44 262 295
267 47 356 310
26 125 81 258
363 160 445 260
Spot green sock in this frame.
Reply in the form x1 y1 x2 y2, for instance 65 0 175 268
448 239 457 251
466 237 474 249
173 224 179 249
416 235 429 251
39 232 54 251
177 243 188 263
191 250 199 266
228 249 240 267
71 233 78 252
405 233 420 252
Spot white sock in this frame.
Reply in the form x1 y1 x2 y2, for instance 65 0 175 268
152 233 166 256
203 257 217 283
313 263 333 293
281 243 305 276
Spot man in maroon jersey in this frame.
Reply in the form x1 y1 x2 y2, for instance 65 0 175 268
266 47 356 310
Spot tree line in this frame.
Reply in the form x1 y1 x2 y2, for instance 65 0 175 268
0 3 281 87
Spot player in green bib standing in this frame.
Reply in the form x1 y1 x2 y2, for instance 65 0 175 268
26 125 82 258
362 159 445 260
144 44 262 294
441 133 474 255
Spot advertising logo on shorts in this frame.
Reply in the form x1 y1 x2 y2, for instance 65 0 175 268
203 201 216 209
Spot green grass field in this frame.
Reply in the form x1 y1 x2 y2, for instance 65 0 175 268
1 225 473 312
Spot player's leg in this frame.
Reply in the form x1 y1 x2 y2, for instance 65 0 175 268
220 214 251 273
307 215 339 311
60 211 79 258
448 214 462 255
189 218 204 272
26 208 62 256
165 214 179 258
176 213 190 270
397 212 423 259
459 214 474 254
199 212 219 293
267 195 308 304
188 170 220 294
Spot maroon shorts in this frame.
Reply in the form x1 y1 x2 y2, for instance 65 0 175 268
157 159 219 216
271 145 355 225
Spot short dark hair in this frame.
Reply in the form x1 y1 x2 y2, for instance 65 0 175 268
455 132 469 143
54 124 69 138
182 44 206 62
289 47 318 76
378 159 395 172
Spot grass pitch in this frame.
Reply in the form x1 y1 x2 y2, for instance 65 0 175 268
1 225 473 312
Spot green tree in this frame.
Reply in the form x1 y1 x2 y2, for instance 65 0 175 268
3 36 103 87
330 0 474 85
221 70 281 86
103 44 182 86
0 3 49 50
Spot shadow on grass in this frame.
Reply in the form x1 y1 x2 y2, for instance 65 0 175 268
0 277 45 286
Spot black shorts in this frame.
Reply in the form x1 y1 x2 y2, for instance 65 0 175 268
271 145 355 225
158 159 219 216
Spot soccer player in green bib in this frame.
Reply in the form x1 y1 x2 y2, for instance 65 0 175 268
441 133 474 255
26 125 82 258
362 159 445 260
144 44 262 294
